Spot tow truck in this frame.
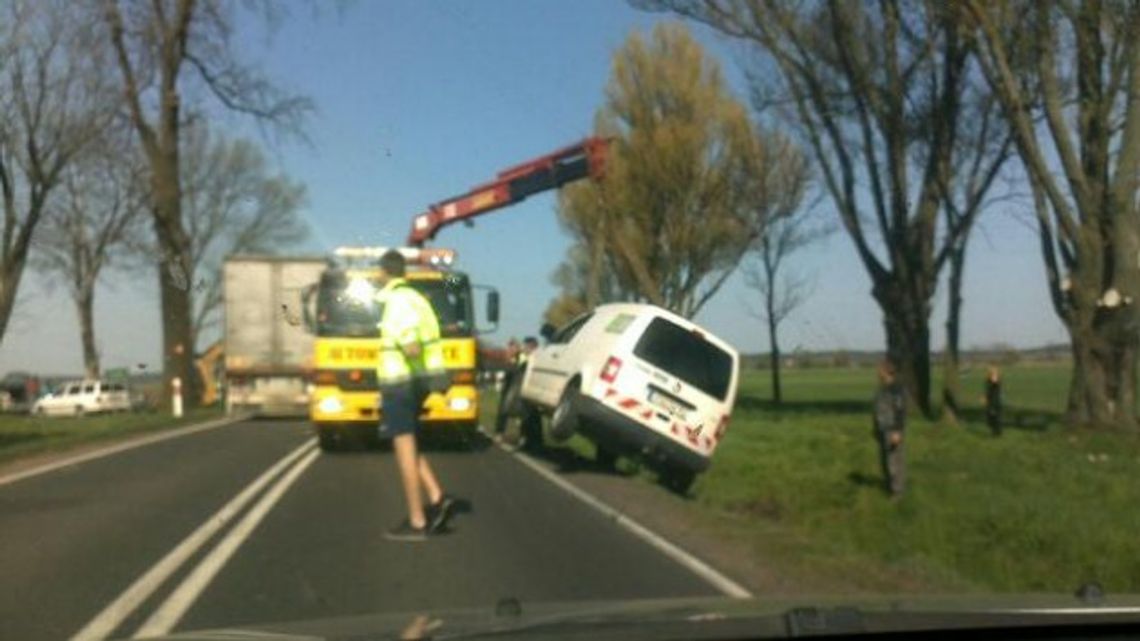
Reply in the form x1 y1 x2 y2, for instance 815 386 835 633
306 137 610 450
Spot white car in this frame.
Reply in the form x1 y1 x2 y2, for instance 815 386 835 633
515 303 740 493
32 380 132 417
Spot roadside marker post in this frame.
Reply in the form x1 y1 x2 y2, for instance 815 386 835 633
172 377 183 418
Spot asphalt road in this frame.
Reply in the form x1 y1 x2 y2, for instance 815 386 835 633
0 418 719 640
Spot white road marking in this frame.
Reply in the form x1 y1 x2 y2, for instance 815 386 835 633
134 447 322 638
70 438 317 641
482 427 752 599
0 415 251 488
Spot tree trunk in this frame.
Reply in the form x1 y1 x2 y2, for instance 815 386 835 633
879 283 933 418
768 313 782 406
151 153 198 411
0 261 25 348
941 242 967 424
77 286 100 379
763 268 783 405
1066 306 1140 430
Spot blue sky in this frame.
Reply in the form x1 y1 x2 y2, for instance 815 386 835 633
0 1 1068 375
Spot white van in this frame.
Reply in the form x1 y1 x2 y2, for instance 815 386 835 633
32 380 132 417
516 303 740 492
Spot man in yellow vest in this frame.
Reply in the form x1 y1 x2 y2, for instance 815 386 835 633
374 250 453 541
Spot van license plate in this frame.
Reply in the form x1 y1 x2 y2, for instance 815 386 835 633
648 390 687 418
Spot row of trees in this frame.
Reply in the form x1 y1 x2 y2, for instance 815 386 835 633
0 1 310 396
549 2 1140 430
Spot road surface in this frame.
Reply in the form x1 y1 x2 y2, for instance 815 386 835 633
0 419 720 640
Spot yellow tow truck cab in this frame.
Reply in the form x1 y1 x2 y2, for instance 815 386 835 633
306 247 498 449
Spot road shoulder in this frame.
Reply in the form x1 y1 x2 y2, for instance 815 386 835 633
502 442 953 597
0 413 248 487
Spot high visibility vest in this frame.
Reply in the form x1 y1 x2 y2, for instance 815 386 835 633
374 278 445 384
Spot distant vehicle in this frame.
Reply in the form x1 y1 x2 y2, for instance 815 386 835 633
223 256 328 416
515 303 740 493
32 380 131 417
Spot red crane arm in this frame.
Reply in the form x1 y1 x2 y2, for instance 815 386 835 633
406 137 610 246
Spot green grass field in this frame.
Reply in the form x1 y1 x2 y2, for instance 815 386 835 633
494 363 1140 593
0 407 223 466
695 364 1140 593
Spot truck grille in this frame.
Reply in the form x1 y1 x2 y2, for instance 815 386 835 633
335 370 378 391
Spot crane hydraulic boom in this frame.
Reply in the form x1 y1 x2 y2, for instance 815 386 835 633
407 137 610 246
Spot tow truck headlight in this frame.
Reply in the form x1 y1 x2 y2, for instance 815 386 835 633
318 397 343 414
448 397 472 412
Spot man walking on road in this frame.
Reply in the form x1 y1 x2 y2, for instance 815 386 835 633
375 250 454 541
872 361 906 499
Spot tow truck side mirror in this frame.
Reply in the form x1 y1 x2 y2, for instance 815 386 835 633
487 290 500 325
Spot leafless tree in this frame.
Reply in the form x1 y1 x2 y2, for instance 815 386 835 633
34 128 148 378
966 1 1140 429
638 1 1007 417
740 127 819 405
0 1 113 352
177 123 309 351
99 0 312 408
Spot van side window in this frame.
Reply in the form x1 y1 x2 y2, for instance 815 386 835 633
66 385 79 396
84 384 95 394
552 313 593 344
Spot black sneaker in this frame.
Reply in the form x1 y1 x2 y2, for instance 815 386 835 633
384 519 429 542
426 494 456 532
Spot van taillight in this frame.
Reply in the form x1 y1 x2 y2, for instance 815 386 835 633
600 356 623 383
716 414 730 439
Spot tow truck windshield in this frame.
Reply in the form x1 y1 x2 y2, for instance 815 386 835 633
315 272 473 339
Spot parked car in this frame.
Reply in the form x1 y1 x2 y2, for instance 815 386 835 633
32 380 132 417
514 303 740 493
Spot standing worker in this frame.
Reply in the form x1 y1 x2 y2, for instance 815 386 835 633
494 338 521 438
517 337 544 452
374 250 454 541
872 361 906 499
984 366 1003 436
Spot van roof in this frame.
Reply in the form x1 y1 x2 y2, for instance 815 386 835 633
592 303 739 359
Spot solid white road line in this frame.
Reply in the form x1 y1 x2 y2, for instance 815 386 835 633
133 447 322 638
0 414 251 488
482 427 753 599
70 438 317 641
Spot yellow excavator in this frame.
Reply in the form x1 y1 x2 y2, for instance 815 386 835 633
195 341 225 406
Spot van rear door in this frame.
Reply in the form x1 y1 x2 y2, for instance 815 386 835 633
628 316 736 453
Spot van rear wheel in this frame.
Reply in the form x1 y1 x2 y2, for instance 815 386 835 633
549 385 579 443
661 467 696 495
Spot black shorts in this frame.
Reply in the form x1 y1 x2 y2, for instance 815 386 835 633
377 382 426 439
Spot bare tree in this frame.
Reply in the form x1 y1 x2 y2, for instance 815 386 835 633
0 1 112 352
34 128 148 378
638 1 1006 417
742 132 821 405
99 0 311 408
936 89 1013 423
966 1 1140 429
177 123 309 351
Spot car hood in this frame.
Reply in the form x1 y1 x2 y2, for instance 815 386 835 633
135 593 1140 640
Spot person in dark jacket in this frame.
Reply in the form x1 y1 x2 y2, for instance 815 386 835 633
984 366 1002 436
872 361 906 499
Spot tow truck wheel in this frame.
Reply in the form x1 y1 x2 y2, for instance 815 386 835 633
317 428 339 453
549 384 579 443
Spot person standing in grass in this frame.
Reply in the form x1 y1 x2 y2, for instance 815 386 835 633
984 366 1003 436
872 360 906 499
